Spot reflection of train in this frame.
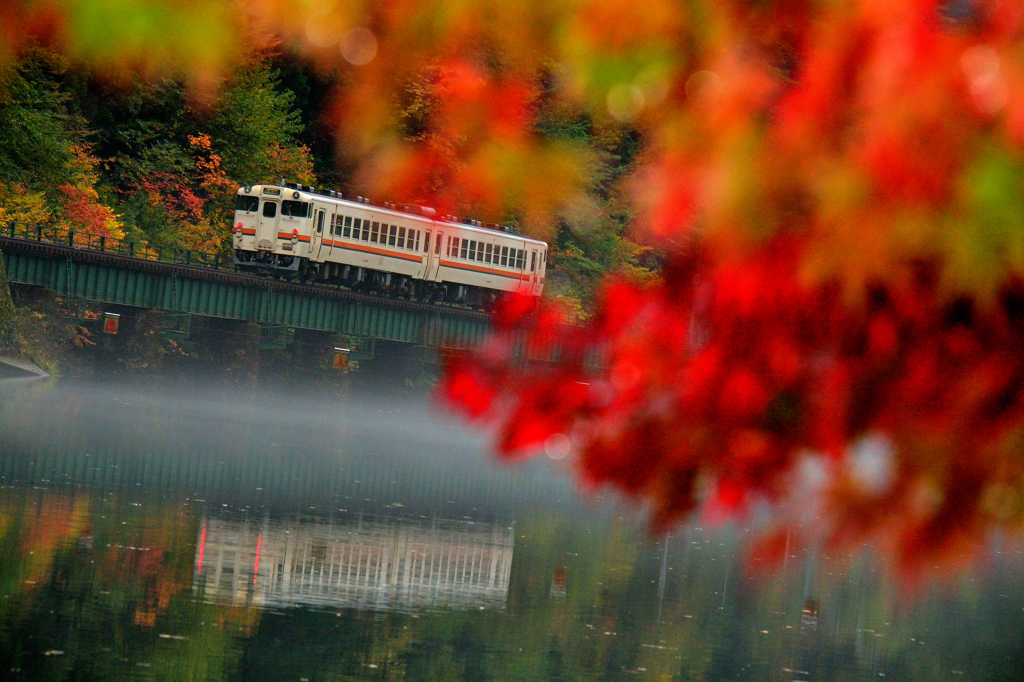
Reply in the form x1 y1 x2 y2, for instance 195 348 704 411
232 182 548 306
193 513 515 613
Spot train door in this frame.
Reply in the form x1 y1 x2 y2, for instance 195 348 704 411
536 249 547 295
322 207 337 261
426 231 443 281
257 198 280 251
514 243 528 294
309 208 327 261
528 249 539 294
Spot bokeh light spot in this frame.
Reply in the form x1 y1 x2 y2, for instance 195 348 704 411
341 27 377 66
544 433 571 460
607 83 644 122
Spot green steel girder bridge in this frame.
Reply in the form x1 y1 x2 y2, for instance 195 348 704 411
0 223 491 349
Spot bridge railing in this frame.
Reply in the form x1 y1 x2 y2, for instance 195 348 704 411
2 221 229 269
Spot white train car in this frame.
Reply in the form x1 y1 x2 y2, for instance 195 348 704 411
231 182 547 305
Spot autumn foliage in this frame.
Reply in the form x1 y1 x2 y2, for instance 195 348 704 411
437 0 1024 574
5 0 1024 571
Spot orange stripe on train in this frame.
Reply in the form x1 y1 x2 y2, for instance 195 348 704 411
324 241 424 263
439 260 521 278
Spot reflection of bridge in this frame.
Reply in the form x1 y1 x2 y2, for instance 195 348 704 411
1 223 489 348
193 514 515 612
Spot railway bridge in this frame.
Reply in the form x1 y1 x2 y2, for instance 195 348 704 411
0 222 491 351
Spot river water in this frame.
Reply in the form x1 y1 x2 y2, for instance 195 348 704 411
0 377 1021 681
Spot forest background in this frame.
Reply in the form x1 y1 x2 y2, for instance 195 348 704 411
0 46 652 317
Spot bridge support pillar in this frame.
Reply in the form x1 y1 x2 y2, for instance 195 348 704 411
0 250 16 352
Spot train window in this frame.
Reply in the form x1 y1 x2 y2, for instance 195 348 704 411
500 246 508 267
361 220 370 241
413 230 420 251
424 231 430 253
316 211 325 233
447 237 454 256
460 239 468 260
484 244 492 264
530 252 536 272
477 243 484 262
370 222 379 243
397 227 406 249
385 225 395 246
281 200 310 217
435 233 442 254
343 216 352 238
468 241 477 261
516 250 524 269
236 195 259 212
262 201 277 218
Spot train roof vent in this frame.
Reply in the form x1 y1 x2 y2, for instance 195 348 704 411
401 204 437 217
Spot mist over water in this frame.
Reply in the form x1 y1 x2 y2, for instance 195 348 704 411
0 377 1022 681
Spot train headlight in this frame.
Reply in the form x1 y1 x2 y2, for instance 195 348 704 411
234 222 243 235
292 191 300 199
291 228 298 244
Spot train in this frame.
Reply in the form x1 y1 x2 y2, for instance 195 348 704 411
231 181 548 306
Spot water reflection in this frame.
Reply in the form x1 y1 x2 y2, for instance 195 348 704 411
0 378 1022 680
194 513 514 613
